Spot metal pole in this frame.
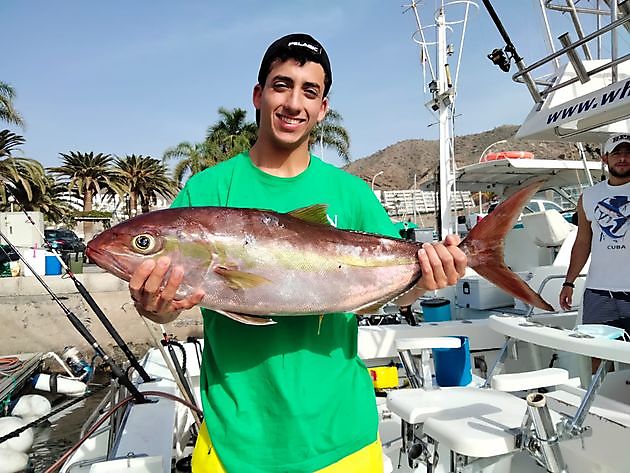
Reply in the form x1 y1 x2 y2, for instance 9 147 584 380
6 189 153 382
0 229 149 404
437 8 457 239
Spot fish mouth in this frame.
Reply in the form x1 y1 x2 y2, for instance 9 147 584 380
86 246 131 282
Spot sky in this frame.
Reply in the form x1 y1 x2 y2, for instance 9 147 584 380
4 1 571 168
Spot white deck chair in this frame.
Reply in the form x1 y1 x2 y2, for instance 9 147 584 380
388 332 570 472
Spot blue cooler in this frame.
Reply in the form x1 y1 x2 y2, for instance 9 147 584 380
421 298 451 322
433 336 472 387
45 255 62 275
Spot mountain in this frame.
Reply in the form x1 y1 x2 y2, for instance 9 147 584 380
343 125 599 190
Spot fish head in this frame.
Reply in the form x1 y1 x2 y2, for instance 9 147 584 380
86 215 170 281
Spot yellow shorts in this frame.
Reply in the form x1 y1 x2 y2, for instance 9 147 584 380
191 421 384 473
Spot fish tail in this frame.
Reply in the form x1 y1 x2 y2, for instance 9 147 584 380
461 180 554 312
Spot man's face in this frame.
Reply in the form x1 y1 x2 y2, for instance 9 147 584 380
604 142 630 178
253 59 328 150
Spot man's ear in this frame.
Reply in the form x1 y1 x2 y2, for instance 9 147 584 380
253 84 262 110
317 97 329 123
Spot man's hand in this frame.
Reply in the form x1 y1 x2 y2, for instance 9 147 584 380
559 286 573 311
129 256 205 324
395 234 467 306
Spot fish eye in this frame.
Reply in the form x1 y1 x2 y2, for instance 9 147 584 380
132 234 156 253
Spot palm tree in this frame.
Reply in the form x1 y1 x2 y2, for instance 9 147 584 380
4 175 77 224
0 82 24 128
164 107 257 185
206 107 257 157
113 154 178 216
0 129 47 203
163 140 222 186
50 151 121 212
50 152 122 235
309 108 350 164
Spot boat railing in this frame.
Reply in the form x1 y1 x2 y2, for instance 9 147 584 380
513 13 630 105
524 272 588 317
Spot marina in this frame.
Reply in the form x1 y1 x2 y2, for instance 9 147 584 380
1 0 629 472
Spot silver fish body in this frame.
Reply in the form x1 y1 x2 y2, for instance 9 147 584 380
87 206 421 318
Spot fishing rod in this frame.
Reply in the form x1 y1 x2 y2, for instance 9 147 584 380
6 189 152 382
0 228 150 404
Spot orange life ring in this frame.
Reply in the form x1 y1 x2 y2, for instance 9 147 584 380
479 151 534 162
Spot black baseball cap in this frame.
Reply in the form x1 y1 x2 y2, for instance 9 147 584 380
257 33 333 97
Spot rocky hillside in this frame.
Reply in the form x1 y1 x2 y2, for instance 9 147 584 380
344 125 598 190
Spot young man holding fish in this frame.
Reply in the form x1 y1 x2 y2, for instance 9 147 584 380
127 34 467 472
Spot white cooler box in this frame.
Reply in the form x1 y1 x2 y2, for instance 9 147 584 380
456 275 514 310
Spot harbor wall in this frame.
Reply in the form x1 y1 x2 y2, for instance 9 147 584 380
0 271 204 356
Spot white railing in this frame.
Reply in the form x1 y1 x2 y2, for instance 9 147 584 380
381 190 475 216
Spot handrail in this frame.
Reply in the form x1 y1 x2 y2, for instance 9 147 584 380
512 14 630 103
525 272 587 318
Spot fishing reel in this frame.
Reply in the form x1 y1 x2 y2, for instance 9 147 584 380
61 346 93 380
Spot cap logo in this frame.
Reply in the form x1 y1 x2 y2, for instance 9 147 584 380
287 41 320 54
612 134 630 143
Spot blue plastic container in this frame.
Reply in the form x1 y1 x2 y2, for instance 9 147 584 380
433 336 472 387
45 255 62 275
421 298 451 322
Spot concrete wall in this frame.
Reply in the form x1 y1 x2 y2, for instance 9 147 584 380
0 272 204 356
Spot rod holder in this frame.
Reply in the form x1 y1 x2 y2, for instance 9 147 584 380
559 32 590 84
526 392 566 473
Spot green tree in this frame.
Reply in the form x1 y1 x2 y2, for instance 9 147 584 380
206 107 257 157
164 107 257 185
0 129 47 203
0 82 24 128
309 108 350 163
4 175 77 224
163 140 222 186
50 152 122 235
113 154 178 216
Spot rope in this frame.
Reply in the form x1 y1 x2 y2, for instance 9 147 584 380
0 383 108 446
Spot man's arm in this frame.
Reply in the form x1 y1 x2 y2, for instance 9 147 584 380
559 195 592 311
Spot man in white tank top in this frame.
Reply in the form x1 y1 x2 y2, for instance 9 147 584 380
559 133 630 331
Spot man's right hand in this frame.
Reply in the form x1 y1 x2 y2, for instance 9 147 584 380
129 256 205 324
559 285 573 311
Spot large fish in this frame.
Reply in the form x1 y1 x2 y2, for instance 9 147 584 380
86 180 554 325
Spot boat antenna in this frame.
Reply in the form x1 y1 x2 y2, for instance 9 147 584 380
0 228 150 404
5 187 153 383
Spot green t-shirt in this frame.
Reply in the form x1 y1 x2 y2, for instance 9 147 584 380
172 152 397 472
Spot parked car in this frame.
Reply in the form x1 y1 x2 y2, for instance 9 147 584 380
0 244 19 264
44 229 86 253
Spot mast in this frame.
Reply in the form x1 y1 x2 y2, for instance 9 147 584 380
406 1 476 239
436 8 457 239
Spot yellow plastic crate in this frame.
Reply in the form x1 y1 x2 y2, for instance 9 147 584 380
368 366 398 389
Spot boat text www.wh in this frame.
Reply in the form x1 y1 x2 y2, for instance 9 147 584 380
546 79 630 124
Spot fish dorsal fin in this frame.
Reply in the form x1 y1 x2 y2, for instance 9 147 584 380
213 265 272 290
288 204 330 226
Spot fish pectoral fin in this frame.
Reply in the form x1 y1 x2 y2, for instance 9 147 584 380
214 309 276 326
213 265 272 290
474 263 554 312
287 204 330 226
